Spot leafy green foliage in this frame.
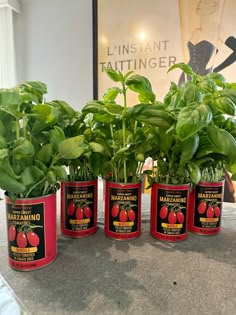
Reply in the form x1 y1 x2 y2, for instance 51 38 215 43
0 82 78 200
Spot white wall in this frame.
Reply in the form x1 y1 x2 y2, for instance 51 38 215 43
14 0 93 110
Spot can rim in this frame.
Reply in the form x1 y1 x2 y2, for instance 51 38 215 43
105 180 142 185
5 191 57 202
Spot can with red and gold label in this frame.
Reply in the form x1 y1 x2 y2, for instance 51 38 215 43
104 181 141 240
188 181 224 235
61 180 98 238
6 192 57 271
151 182 190 242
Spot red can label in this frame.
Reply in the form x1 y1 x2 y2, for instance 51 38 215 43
61 180 97 238
6 193 57 271
104 181 141 240
151 183 189 242
191 182 224 235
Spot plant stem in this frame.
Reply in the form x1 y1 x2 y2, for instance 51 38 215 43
122 83 127 183
122 119 127 183
26 176 47 198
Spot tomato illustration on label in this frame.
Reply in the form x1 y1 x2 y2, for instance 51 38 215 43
160 206 168 219
214 206 220 217
168 212 177 224
119 209 128 222
76 207 84 220
67 202 76 216
198 202 207 214
111 204 119 217
177 211 184 224
27 231 40 247
84 206 92 218
128 209 136 221
17 232 27 248
8 225 16 242
206 206 214 218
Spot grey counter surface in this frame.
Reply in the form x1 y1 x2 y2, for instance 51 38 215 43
0 183 236 315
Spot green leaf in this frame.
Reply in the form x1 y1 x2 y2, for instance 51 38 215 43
182 82 203 103
0 148 8 160
36 144 52 163
179 134 199 166
51 165 68 180
46 170 56 184
213 97 236 115
113 129 132 144
176 103 212 140
112 147 129 162
50 100 76 119
105 103 123 115
187 161 201 185
105 67 123 82
194 136 217 159
0 157 20 179
132 104 172 129
93 112 115 123
0 167 26 193
218 89 236 105
135 141 153 154
32 104 60 124
103 87 121 102
206 72 226 87
12 138 35 159
125 75 156 103
157 130 173 154
0 88 22 106
49 126 65 150
89 141 110 156
82 101 106 114
21 166 44 187
167 62 194 76
35 160 48 175
207 126 236 162
58 135 88 159
18 81 47 103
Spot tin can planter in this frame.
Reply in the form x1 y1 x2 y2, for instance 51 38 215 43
150 183 190 242
104 181 142 240
6 192 57 271
188 181 224 235
61 179 98 238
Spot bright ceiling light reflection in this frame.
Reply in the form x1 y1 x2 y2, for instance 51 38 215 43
137 30 147 41
99 35 108 45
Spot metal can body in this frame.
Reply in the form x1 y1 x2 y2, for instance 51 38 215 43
6 192 57 271
61 180 98 238
188 181 224 235
104 181 142 240
151 183 190 242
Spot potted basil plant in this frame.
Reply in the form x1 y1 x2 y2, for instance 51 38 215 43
59 110 111 238
82 67 157 240
0 81 79 270
168 63 236 235
141 63 236 241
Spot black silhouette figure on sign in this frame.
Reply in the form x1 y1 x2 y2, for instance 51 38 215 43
213 36 236 72
178 40 216 86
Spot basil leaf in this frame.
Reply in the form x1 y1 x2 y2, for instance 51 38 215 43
125 74 156 103
179 134 199 166
207 126 236 162
176 103 212 140
21 166 44 187
103 87 121 102
168 62 194 76
105 68 123 82
58 135 88 159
